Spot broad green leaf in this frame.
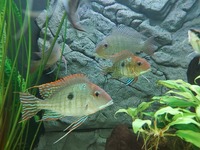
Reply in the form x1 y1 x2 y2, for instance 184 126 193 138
176 130 200 148
155 95 195 107
143 112 154 117
132 119 151 134
169 117 200 127
166 91 197 102
174 124 200 132
196 105 200 120
189 85 200 97
115 108 137 118
157 80 192 93
137 101 153 112
115 109 129 117
172 112 196 122
127 107 138 117
154 106 182 118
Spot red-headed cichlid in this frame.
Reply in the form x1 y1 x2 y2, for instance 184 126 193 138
95 26 155 59
19 74 113 143
103 50 151 83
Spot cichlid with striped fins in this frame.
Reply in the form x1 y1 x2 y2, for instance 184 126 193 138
95 26 155 59
103 50 151 83
19 74 113 143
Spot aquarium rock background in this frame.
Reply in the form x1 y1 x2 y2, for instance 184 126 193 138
35 0 200 149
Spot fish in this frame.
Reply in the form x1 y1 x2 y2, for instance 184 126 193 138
62 0 85 32
30 41 66 73
188 29 200 53
19 74 113 143
95 26 155 59
103 50 151 83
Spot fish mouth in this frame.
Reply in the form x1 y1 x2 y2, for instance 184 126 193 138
99 100 113 110
140 68 151 75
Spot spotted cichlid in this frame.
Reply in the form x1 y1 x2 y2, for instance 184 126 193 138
188 29 200 53
103 50 151 83
95 26 155 59
19 74 113 143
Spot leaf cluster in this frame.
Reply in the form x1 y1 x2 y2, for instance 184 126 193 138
116 79 200 150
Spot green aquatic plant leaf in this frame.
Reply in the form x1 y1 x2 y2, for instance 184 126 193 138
196 105 200 120
176 130 200 148
132 118 151 134
157 80 192 94
137 101 153 112
174 124 200 132
154 106 182 118
169 117 200 127
166 90 198 102
189 85 200 97
115 101 153 119
172 111 196 121
115 108 137 118
152 95 195 107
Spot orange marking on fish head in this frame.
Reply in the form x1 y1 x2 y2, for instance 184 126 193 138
90 83 111 101
88 83 112 112
132 56 151 76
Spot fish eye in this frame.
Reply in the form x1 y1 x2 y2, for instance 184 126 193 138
137 61 142 66
121 61 125 67
104 43 108 48
94 91 100 97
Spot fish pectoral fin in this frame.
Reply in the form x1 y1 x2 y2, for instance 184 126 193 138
53 116 88 144
41 110 64 121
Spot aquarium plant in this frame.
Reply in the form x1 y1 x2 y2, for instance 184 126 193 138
0 0 67 149
116 79 200 150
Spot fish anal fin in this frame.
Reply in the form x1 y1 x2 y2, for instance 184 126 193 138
33 74 89 99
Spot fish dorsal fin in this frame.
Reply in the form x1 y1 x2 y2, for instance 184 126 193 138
33 74 89 99
111 26 142 38
109 50 135 63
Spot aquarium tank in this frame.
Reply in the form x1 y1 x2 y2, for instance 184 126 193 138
1 0 200 150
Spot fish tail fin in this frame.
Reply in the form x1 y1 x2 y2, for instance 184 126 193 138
19 92 41 122
143 36 156 56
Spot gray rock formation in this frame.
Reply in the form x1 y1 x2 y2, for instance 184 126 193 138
34 0 200 149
